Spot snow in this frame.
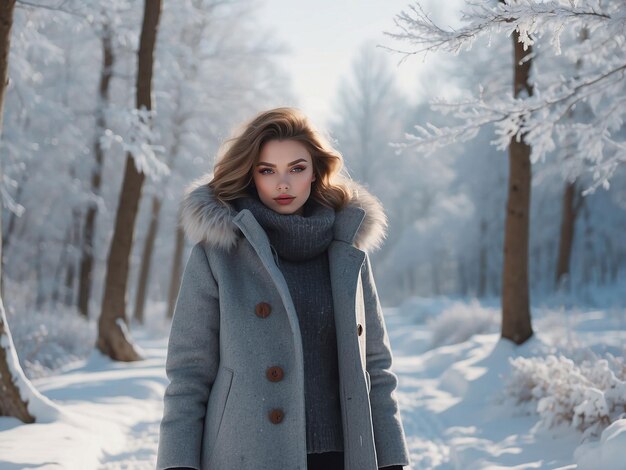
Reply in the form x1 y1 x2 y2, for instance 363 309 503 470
0 302 61 424
575 419 626 470
0 330 168 469
1 298 625 469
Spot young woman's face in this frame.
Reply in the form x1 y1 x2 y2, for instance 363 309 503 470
253 139 316 215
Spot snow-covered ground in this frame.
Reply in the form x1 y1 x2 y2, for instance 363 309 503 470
1 298 625 469
389 298 626 470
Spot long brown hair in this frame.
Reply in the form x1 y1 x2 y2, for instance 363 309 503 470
208 107 351 209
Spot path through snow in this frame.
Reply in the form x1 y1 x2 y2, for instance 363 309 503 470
4 303 612 469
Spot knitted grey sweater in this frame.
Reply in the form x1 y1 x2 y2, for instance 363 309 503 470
234 193 344 453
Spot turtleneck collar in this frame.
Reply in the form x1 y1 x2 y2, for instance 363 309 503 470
233 191 335 262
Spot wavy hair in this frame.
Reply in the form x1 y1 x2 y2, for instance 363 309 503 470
207 107 351 210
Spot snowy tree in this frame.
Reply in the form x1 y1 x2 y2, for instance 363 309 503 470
499 0 534 344
78 1 136 319
387 0 626 186
385 0 626 342
370 28 511 303
1 4 90 310
553 27 589 288
0 0 32 423
0 0 291 383
0 0 60 424
329 41 415 289
1 0 292 327
96 0 163 362
329 40 409 190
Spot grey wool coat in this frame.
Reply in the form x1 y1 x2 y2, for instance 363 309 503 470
156 174 411 470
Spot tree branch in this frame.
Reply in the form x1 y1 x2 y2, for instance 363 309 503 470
15 0 86 18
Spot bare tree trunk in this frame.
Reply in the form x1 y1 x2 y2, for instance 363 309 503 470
51 183 80 308
0 0 36 423
555 28 588 291
478 219 487 297
54 208 81 307
501 12 534 344
35 237 45 310
611 253 622 283
0 1 12 135
555 181 581 288
97 159 145 360
63 209 81 306
51 225 70 306
78 21 114 319
0 301 34 422
135 105 183 324
167 219 185 319
133 196 161 324
1 171 25 254
581 204 593 285
431 258 441 296
600 234 612 285
96 0 162 361
457 258 468 296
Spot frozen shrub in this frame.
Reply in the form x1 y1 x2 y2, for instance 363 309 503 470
7 305 96 379
428 300 500 348
505 351 626 439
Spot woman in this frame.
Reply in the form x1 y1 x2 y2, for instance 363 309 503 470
156 107 410 470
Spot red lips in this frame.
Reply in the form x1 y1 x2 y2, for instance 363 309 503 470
274 195 295 205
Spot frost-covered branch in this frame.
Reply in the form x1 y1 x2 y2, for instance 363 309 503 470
102 107 169 180
385 0 615 57
388 0 626 188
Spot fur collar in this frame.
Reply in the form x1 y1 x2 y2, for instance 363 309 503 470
180 173 388 253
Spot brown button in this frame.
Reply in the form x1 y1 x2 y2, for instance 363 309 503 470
268 408 284 424
357 323 363 336
255 302 271 318
266 366 284 382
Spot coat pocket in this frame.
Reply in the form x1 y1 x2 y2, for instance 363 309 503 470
202 366 234 466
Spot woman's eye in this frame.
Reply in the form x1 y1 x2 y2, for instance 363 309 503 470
258 166 306 175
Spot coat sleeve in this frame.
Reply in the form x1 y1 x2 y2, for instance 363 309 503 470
361 253 411 468
156 243 220 470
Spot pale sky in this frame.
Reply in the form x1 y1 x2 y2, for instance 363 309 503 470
256 0 463 129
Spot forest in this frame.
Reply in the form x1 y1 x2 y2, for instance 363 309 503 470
0 0 625 469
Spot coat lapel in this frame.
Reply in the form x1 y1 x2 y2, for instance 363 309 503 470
328 241 365 364
329 204 367 370
328 208 378 469
232 209 303 346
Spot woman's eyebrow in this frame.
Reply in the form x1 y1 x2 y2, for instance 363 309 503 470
256 158 307 167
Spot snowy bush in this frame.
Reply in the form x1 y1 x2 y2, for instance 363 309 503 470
428 300 500 348
505 352 626 439
6 305 96 379
397 296 462 324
